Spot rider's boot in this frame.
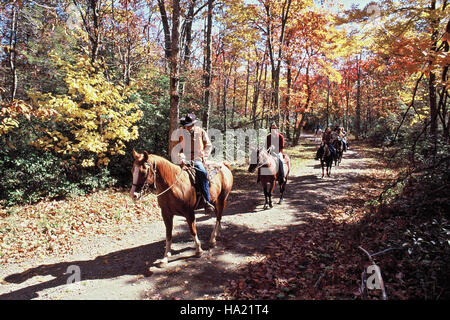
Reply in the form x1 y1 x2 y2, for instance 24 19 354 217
204 199 215 216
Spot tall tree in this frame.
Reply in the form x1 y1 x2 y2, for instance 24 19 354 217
202 0 214 130
157 0 182 155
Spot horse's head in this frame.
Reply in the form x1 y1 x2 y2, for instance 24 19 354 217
130 149 156 201
248 148 260 173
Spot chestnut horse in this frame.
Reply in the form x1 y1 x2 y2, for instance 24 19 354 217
248 148 290 209
130 150 233 264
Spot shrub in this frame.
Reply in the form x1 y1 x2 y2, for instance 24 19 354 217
0 145 117 207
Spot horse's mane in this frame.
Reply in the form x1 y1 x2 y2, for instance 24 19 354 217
259 148 276 167
150 154 182 185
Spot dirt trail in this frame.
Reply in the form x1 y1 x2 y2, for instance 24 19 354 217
0 133 372 300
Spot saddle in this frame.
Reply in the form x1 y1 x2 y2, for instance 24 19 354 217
183 161 223 186
183 161 225 211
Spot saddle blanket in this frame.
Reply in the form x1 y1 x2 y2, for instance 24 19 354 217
184 161 226 186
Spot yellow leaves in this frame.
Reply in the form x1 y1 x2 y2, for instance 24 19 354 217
0 100 34 136
81 159 95 168
28 53 143 167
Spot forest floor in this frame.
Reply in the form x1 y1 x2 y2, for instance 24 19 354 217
0 132 409 300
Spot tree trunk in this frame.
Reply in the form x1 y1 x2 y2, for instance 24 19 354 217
157 0 171 71
90 0 100 63
222 65 233 131
252 49 266 129
261 61 268 129
264 0 292 127
244 60 250 117
285 59 292 140
326 78 330 129
231 77 237 127
439 16 449 138
8 3 18 101
252 61 261 129
202 0 213 130
429 0 439 137
355 54 362 139
345 72 350 132
179 0 196 104
158 0 182 155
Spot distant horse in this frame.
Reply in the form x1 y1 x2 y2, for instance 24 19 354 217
333 139 344 166
130 150 233 264
319 144 334 178
248 147 290 209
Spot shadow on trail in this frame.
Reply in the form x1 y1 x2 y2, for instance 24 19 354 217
0 239 167 300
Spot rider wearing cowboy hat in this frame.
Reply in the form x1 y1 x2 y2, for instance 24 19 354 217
177 113 215 215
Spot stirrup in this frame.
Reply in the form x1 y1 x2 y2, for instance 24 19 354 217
204 201 215 216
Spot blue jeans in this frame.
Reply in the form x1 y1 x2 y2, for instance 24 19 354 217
194 160 211 202
328 144 337 158
317 144 337 159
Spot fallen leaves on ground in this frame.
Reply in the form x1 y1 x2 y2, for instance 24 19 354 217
0 189 161 264
224 142 449 300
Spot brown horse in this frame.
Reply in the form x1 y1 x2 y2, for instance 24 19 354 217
130 150 233 264
248 148 290 209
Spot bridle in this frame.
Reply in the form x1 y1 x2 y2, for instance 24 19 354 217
132 161 155 196
133 160 183 199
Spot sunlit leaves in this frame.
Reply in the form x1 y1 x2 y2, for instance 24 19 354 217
28 52 143 167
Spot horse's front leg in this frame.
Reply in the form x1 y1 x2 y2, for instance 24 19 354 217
161 214 173 264
263 183 269 210
187 213 203 257
268 181 275 208
279 179 286 204
321 161 325 178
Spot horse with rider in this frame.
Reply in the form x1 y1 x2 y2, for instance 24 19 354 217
315 125 349 176
130 113 233 263
248 123 291 209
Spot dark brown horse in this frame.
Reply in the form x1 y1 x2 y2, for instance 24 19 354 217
130 150 233 264
248 148 290 209
333 139 344 166
320 144 334 178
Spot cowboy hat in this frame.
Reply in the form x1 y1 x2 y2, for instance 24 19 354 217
180 113 197 127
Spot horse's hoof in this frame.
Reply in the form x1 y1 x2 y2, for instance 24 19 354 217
209 240 216 248
195 249 203 257
269 204 273 208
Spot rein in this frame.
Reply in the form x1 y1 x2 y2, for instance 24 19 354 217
136 161 184 199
